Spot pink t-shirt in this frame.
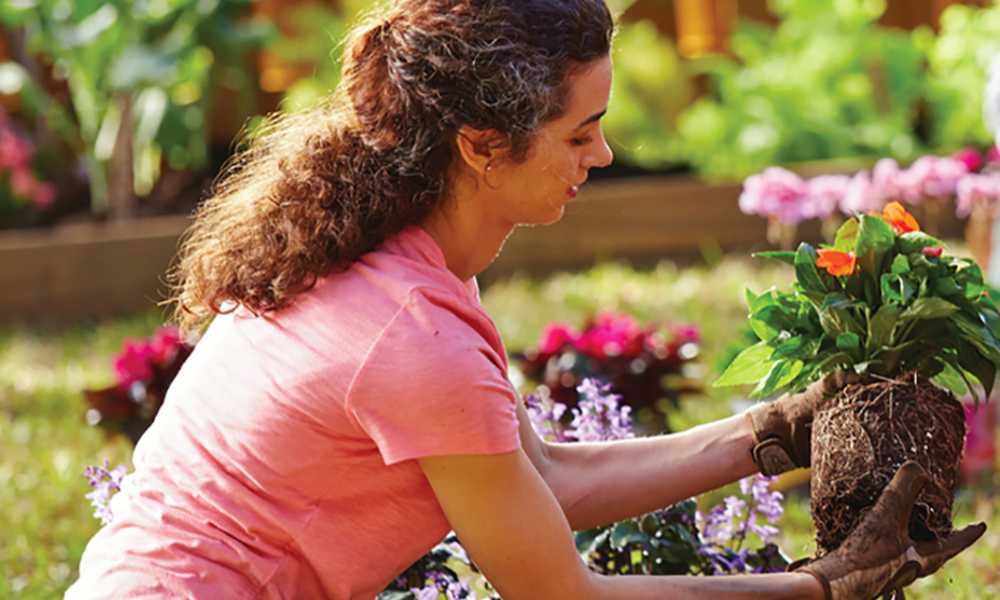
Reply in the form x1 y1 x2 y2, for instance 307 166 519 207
67 226 522 599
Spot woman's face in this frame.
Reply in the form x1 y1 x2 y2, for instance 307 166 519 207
493 55 615 226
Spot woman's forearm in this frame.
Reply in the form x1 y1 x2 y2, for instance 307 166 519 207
586 571 824 600
545 412 760 530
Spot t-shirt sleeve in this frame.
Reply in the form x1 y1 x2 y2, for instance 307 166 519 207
345 289 521 466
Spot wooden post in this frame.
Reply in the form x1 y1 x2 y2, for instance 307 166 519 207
673 0 737 58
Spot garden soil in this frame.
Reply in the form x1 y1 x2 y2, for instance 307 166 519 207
810 373 966 555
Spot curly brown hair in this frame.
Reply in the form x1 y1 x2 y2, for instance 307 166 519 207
168 0 614 333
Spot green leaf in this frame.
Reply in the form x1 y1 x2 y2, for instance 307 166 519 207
890 254 911 275
900 298 959 321
932 360 969 397
794 243 826 294
897 231 943 253
868 303 901 350
836 332 861 353
714 341 775 387
833 218 859 252
881 273 916 304
753 359 803 398
576 527 610 555
933 277 962 297
753 250 796 266
610 520 645 548
955 339 996 401
855 215 896 277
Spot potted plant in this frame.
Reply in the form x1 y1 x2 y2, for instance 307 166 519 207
715 201 1000 555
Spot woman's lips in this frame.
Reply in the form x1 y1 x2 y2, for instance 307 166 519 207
567 185 579 199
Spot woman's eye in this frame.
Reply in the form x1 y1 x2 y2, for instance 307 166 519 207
570 136 592 147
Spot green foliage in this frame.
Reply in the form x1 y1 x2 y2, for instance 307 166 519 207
672 0 925 180
0 0 272 208
602 20 692 169
269 1 373 113
915 1 1000 152
717 213 1000 400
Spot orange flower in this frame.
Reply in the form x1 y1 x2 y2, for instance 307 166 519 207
882 201 920 234
816 249 857 276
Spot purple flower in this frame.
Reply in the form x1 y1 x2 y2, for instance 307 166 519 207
739 167 809 225
565 379 635 442
524 387 570 442
83 461 129 525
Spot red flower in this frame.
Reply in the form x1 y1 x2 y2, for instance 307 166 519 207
882 201 920 234
922 246 944 258
816 249 857 276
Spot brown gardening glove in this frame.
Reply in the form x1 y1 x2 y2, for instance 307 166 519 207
747 370 858 475
794 461 986 600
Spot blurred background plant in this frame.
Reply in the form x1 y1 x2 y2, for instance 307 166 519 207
514 312 701 433
671 0 926 180
0 0 272 219
0 106 56 228
916 2 1000 152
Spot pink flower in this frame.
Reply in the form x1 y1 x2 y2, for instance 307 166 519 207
953 148 984 173
739 167 809 225
150 327 184 364
670 323 702 344
956 173 1000 218
896 156 968 204
988 146 1000 165
31 182 56 209
113 339 157 388
0 128 32 169
922 246 944 258
9 167 35 199
841 172 885 215
804 175 850 219
577 312 643 359
537 323 578 355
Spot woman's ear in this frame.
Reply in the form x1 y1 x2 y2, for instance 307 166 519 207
454 126 509 176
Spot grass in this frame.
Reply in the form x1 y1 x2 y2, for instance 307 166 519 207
1 257 997 598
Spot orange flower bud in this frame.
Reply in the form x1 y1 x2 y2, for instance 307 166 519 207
816 249 857 276
882 201 920 234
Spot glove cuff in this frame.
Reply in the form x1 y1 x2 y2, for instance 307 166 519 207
747 404 799 475
796 566 832 600
750 437 797 476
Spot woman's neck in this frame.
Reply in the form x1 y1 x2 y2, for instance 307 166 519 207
421 187 514 282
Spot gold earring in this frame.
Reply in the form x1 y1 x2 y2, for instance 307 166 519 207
484 161 500 190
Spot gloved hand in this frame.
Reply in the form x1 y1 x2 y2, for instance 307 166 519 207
794 461 986 600
747 370 858 475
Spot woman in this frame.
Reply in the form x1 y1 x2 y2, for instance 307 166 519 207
67 1 982 598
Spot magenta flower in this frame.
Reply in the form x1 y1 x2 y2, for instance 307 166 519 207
576 312 643 359
150 326 184 364
739 167 809 225
670 323 702 344
954 148 984 173
537 322 578 355
113 339 157 388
